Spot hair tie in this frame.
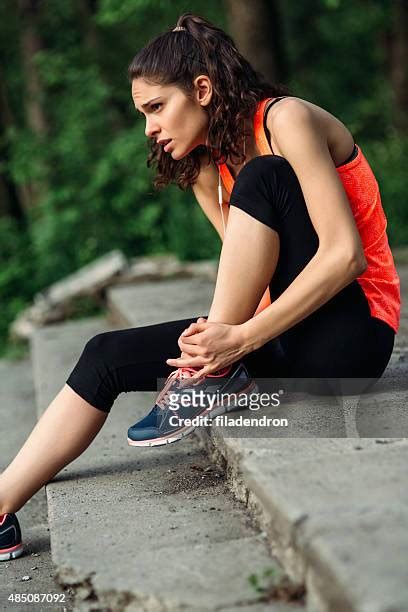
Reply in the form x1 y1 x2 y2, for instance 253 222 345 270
173 26 186 31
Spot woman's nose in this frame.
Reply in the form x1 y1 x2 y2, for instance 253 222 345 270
145 119 159 139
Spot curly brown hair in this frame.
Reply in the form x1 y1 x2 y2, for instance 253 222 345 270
128 13 293 191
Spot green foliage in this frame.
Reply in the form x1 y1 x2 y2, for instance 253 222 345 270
0 0 224 355
363 134 408 245
1 339 30 362
248 565 283 594
247 565 305 603
284 1 393 140
0 217 36 354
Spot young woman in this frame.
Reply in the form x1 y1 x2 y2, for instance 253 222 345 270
0 13 400 560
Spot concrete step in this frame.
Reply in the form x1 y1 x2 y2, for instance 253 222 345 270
196 435 408 612
31 314 300 611
108 270 408 612
107 277 215 327
0 358 71 611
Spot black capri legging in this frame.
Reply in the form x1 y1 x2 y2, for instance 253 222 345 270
66 155 395 413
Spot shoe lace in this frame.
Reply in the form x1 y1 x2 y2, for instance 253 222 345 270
0 514 8 526
156 367 200 410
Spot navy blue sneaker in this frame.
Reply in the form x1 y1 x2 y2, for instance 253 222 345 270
0 513 24 561
127 362 257 447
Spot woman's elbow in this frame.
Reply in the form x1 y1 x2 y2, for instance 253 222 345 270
322 245 367 281
346 250 368 279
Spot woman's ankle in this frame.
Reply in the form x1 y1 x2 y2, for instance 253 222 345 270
0 486 13 516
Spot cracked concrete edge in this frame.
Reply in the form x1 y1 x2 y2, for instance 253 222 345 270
193 429 361 612
53 564 277 612
54 565 200 612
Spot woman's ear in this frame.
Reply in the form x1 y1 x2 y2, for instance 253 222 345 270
194 75 212 107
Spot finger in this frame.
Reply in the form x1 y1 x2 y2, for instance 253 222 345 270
166 356 207 368
180 324 196 337
178 340 203 357
181 322 208 337
179 333 205 347
178 338 203 356
178 335 206 355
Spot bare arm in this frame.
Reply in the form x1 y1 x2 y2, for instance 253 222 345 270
240 99 367 350
191 154 271 315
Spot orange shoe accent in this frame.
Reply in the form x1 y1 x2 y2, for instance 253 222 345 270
0 542 22 553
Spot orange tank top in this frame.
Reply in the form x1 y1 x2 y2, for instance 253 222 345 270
217 98 401 333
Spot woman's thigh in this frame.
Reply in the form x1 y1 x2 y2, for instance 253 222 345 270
280 281 395 379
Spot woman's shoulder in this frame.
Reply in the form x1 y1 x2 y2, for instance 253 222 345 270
265 96 355 166
265 96 330 140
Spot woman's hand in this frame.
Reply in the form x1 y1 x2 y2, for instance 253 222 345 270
166 317 251 379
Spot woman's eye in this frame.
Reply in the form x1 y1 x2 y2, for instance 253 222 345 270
151 103 162 112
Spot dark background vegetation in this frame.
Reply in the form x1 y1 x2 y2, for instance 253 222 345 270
1 0 407 356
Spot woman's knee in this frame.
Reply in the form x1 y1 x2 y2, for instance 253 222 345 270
233 155 293 190
82 330 122 362
231 154 303 210
66 331 120 413
230 156 300 233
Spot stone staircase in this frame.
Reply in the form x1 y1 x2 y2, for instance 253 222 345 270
1 266 407 611
27 280 298 611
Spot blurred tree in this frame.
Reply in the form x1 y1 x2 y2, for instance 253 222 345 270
389 0 408 133
224 0 289 84
18 0 49 211
0 66 25 224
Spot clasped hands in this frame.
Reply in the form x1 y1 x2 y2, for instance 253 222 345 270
166 317 249 380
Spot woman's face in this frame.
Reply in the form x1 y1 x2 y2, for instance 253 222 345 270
131 77 212 159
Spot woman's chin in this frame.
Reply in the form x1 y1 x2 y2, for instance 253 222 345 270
173 144 197 160
171 147 187 160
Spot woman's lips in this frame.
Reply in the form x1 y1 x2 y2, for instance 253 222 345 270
164 139 173 152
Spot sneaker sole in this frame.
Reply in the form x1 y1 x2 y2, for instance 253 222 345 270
0 543 24 561
127 382 259 447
